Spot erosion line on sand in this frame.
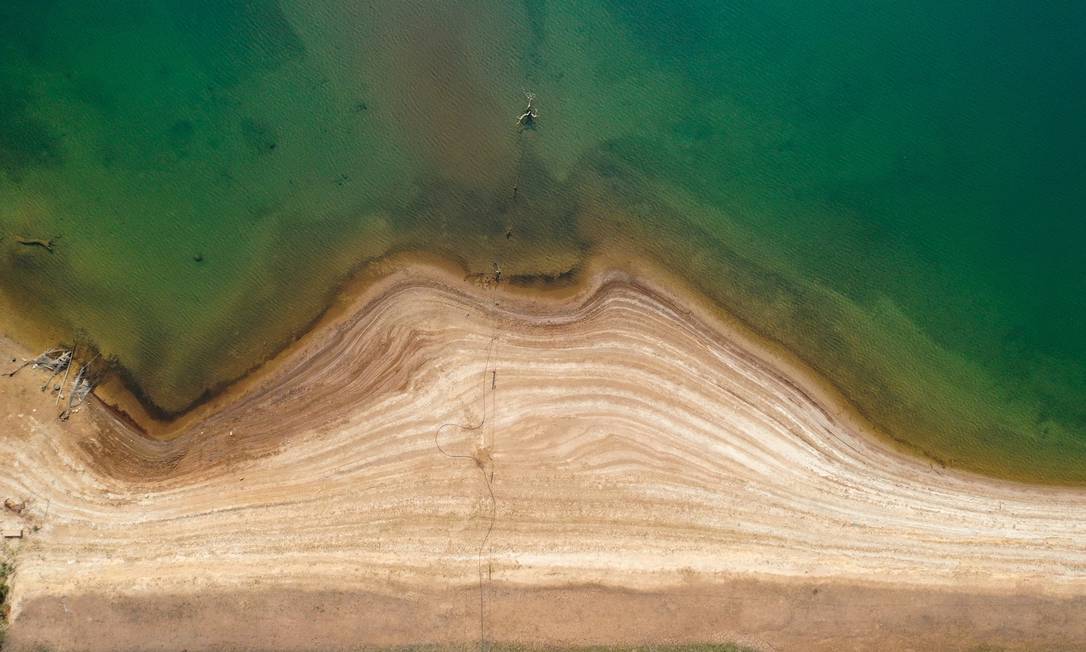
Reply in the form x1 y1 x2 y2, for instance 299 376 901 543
434 336 499 652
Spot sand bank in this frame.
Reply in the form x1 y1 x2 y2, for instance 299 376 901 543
1 260 1084 650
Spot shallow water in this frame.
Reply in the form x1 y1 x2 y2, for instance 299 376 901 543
0 1 1082 481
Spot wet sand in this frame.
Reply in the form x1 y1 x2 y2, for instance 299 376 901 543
1 259 1084 650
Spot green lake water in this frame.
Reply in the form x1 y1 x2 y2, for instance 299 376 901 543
1 1 1083 482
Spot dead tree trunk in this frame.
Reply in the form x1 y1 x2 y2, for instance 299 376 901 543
14 236 57 253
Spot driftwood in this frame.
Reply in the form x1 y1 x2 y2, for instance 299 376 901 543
39 350 72 393
5 347 69 378
60 354 100 421
14 235 58 253
515 92 538 129
3 344 99 420
56 345 76 405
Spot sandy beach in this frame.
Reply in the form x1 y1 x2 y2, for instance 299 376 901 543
1 260 1084 651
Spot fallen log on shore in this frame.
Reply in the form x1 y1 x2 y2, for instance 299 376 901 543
4 348 69 378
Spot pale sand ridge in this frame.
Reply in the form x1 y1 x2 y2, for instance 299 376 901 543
0 262 1084 650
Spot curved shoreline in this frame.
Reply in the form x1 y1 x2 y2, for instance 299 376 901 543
1 258 1084 649
84 249 907 464
79 248 1063 487
7 239 1081 485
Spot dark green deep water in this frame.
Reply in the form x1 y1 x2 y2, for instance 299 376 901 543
0 1 1083 482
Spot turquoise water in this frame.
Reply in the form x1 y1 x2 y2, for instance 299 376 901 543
0 1 1083 481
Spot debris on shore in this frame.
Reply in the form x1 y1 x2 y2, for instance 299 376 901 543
5 345 103 420
60 355 102 421
4 348 71 379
